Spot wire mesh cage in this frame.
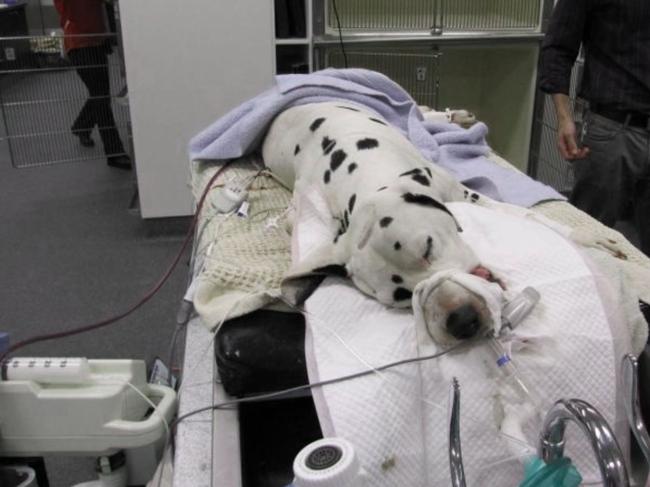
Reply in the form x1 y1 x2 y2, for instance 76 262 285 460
328 0 438 32
0 33 130 169
323 47 441 108
326 0 542 34
441 0 541 32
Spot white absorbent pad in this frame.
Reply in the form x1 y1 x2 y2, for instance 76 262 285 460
294 189 634 487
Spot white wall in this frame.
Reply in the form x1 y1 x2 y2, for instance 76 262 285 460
120 0 275 218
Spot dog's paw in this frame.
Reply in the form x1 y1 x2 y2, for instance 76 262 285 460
450 110 477 128
462 188 482 204
569 228 628 260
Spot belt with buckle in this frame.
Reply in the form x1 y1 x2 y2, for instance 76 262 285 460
591 104 650 130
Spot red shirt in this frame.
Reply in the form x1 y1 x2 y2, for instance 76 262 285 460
54 0 108 52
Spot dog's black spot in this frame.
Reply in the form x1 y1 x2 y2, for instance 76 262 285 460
324 170 331 184
310 117 326 131
394 241 402 250
412 174 431 187
393 287 413 302
391 274 404 284
424 167 432 178
312 265 348 277
377 186 388 192
337 105 360 112
348 194 356 214
423 236 433 260
402 193 463 232
330 149 347 171
402 192 453 217
343 210 349 228
464 189 469 198
356 138 379 150
399 168 423 177
379 217 393 228
322 136 336 155
294 144 301 155
471 193 480 202
334 226 346 243
348 162 358 174
369 117 387 126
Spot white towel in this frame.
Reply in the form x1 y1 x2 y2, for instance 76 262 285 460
295 189 637 486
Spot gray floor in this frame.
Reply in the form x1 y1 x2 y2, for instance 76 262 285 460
0 140 191 485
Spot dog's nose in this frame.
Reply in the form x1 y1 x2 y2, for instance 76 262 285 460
446 304 480 339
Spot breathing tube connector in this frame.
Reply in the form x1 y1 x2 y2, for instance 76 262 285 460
488 287 541 404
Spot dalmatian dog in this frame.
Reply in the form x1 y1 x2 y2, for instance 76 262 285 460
262 101 503 343
261 101 637 469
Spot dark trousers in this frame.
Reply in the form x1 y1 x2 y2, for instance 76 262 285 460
68 45 125 156
571 110 650 256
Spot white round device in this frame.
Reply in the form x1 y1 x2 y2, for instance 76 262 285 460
292 438 365 487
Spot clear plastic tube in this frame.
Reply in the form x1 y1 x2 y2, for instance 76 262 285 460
487 287 542 405
487 338 538 405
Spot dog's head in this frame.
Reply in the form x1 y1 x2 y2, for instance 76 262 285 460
284 181 498 341
341 183 476 304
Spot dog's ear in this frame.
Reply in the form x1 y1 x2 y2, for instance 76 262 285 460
281 243 349 306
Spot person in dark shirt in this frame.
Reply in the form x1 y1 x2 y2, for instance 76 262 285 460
54 0 131 170
539 0 650 256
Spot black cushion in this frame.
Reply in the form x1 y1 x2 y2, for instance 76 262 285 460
215 310 308 397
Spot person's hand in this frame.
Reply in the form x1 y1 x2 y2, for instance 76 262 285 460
557 117 589 160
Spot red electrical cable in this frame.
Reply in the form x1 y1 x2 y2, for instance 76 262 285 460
0 161 233 364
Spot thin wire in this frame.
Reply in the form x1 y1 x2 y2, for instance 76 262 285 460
122 381 170 439
476 451 533 472
304 306 537 453
155 436 172 487
167 323 185 384
0 161 234 364
331 0 348 68
172 342 465 428
176 288 265 397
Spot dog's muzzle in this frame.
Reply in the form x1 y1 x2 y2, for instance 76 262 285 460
446 304 481 339
413 269 506 345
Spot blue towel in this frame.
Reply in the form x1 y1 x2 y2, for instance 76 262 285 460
189 68 563 207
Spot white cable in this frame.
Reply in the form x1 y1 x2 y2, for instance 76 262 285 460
475 451 532 472
176 295 252 400
122 381 170 440
300 301 537 454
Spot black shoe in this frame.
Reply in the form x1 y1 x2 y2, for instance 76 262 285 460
107 155 132 170
73 131 95 148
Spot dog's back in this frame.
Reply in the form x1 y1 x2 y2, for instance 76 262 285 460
263 102 464 216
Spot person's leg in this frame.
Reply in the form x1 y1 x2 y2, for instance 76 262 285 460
628 128 650 256
68 48 96 143
635 177 650 256
75 46 126 157
570 111 627 226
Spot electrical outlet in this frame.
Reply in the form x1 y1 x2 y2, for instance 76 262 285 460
416 66 427 82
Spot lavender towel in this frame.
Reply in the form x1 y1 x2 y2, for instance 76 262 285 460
189 68 563 207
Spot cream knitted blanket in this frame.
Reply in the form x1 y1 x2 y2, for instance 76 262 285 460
190 158 292 329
